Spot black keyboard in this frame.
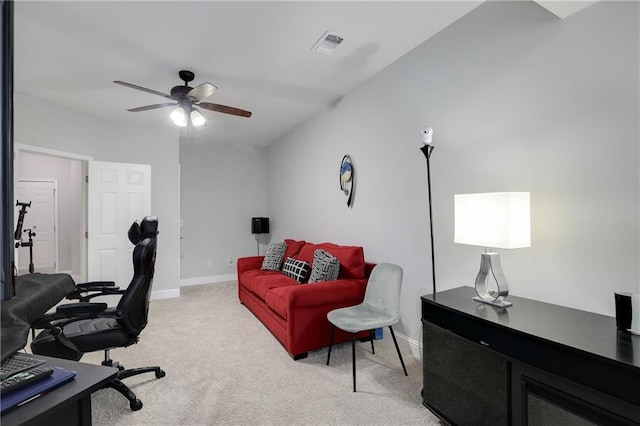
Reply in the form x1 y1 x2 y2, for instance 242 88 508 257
0 353 45 381
0 365 55 395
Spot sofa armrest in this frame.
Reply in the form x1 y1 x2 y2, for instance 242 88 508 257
364 262 376 278
289 279 367 309
237 256 264 275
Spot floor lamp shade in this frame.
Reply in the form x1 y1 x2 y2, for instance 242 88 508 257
251 217 270 234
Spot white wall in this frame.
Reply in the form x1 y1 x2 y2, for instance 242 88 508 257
14 92 181 299
179 135 268 283
267 1 640 345
17 152 83 275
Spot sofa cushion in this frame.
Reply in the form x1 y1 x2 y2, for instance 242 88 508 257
266 286 295 320
250 273 297 301
239 269 280 290
308 249 340 283
296 243 320 265
297 243 365 280
283 239 305 260
281 257 311 283
261 241 288 271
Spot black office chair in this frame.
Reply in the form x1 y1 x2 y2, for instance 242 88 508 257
30 216 165 411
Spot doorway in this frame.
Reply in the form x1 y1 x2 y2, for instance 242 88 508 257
15 144 152 288
15 145 89 282
15 179 59 274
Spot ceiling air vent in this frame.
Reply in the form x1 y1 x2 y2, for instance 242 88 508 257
311 31 344 55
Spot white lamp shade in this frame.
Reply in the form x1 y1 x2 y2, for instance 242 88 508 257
170 106 187 127
190 109 206 127
454 192 530 249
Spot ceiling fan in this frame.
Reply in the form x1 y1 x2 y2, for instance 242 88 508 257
114 70 252 127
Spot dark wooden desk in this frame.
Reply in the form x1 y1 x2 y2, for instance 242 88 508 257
1 274 118 424
422 287 640 425
1 355 118 426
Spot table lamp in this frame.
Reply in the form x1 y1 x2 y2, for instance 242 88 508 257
454 192 530 307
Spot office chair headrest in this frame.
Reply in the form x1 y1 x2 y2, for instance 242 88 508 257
128 216 159 245
141 216 159 236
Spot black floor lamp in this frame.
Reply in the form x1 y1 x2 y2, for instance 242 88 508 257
251 217 269 255
420 126 436 295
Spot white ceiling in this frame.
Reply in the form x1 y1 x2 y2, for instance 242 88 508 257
14 1 484 146
14 1 595 147
535 1 596 19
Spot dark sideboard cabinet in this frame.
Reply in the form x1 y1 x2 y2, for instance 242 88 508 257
421 287 640 426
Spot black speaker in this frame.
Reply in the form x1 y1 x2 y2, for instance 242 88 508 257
615 292 632 330
251 217 269 234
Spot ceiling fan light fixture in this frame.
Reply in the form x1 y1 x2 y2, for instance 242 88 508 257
170 106 187 127
190 109 206 127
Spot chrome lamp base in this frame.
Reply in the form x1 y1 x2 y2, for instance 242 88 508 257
473 252 512 308
472 295 512 308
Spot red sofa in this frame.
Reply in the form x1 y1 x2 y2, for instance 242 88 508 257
237 239 374 359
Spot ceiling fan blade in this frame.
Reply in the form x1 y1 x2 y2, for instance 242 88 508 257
114 81 174 100
187 83 218 102
127 103 177 112
198 102 252 118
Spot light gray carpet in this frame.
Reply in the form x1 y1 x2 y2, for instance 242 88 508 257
81 281 440 425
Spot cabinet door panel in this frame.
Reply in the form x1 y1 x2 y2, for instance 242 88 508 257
422 321 509 426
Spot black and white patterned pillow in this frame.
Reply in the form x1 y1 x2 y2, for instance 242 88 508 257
261 242 288 271
281 257 311 283
308 249 340 283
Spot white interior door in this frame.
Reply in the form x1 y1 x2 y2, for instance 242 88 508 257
15 180 58 274
88 161 151 304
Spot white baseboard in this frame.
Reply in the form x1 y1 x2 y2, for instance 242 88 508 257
57 270 82 283
180 273 238 287
151 289 180 300
382 328 422 360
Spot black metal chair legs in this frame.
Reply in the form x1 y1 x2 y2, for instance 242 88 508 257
326 325 407 392
389 326 408 376
351 333 357 392
326 325 335 366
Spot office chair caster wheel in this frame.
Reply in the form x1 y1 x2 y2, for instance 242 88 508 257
156 369 166 379
130 399 143 411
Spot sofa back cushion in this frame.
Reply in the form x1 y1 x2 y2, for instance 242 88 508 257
283 239 305 260
296 242 365 280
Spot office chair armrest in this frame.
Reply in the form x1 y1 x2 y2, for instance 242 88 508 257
75 281 116 289
66 284 124 301
57 302 109 316
31 302 109 329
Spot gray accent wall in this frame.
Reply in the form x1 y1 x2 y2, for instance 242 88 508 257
266 1 639 343
179 136 268 279
14 92 181 299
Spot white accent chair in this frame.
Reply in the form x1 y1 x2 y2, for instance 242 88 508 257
326 263 408 392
